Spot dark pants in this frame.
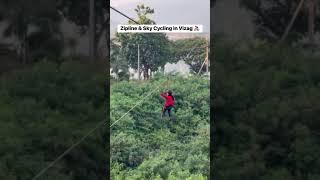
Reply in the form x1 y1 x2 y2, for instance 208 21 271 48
162 105 173 117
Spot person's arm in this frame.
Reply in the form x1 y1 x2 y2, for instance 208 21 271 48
160 93 167 99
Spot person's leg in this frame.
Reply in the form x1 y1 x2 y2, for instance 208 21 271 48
162 106 166 117
168 107 171 117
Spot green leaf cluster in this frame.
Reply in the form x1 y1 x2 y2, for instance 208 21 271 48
111 76 209 179
0 61 106 179
213 39 320 180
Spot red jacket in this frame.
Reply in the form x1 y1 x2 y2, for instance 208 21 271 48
160 93 174 107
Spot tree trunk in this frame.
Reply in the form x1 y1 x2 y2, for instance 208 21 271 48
308 0 315 45
144 65 150 80
20 31 28 64
95 20 108 59
143 66 149 80
18 42 23 64
89 0 96 61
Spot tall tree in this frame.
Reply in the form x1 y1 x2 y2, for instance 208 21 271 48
170 37 207 74
110 39 129 80
57 0 108 59
0 0 62 63
115 5 170 80
240 0 320 42
131 4 155 24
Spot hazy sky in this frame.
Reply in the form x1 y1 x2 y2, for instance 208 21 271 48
212 0 253 39
0 0 254 54
110 0 210 34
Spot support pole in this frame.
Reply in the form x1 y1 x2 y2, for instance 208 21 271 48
138 44 140 80
198 58 207 75
206 45 209 73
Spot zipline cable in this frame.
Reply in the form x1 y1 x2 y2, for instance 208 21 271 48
110 6 140 25
110 5 210 68
34 4 198 179
197 58 207 75
32 80 168 180
110 80 167 127
31 119 106 180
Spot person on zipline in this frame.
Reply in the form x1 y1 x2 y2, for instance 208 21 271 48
160 90 175 119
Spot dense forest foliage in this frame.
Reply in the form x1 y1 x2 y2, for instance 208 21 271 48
213 39 320 180
0 61 106 179
110 75 209 179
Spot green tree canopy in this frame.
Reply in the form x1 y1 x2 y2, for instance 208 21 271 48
213 39 320 179
114 4 170 79
240 0 320 42
0 0 63 63
0 61 106 179
170 37 208 73
110 38 129 80
57 0 108 47
111 75 209 179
